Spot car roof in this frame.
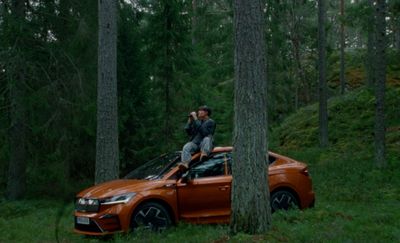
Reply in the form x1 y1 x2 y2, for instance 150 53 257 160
211 146 276 156
209 146 301 163
211 146 233 153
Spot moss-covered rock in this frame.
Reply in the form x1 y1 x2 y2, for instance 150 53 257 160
272 87 400 157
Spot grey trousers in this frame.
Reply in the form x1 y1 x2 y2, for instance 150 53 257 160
181 137 213 163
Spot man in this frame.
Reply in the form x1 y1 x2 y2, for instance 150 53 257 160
179 105 216 170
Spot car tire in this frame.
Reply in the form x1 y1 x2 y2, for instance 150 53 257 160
131 202 172 232
271 190 299 212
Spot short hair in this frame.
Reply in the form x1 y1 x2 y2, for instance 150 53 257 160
198 105 212 116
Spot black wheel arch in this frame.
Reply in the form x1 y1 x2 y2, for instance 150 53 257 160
130 198 176 226
270 186 301 206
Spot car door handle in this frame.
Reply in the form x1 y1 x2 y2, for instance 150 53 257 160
218 186 230 191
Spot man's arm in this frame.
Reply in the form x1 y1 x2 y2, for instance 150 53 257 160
185 112 201 136
200 119 216 137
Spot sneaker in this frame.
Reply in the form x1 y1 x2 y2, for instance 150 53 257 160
200 154 208 162
178 162 189 171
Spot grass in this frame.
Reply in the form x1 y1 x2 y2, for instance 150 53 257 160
1 193 399 242
1 87 399 242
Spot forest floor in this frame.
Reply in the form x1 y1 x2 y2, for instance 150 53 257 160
1 87 399 242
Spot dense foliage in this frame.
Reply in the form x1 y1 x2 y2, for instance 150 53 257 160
1 85 399 242
0 0 399 197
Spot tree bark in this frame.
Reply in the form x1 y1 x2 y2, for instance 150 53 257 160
191 0 197 45
395 15 400 51
163 2 173 148
366 0 375 88
318 0 328 147
231 0 271 234
353 0 363 48
289 1 310 105
6 0 27 200
7 71 27 200
339 0 346 94
374 0 386 168
95 0 119 184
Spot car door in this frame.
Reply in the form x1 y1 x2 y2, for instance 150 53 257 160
176 153 232 224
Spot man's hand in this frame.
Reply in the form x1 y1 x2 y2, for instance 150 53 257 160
190 111 197 120
187 111 198 123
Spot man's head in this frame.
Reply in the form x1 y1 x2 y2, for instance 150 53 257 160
198 105 211 119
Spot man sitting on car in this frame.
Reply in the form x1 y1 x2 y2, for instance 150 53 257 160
179 105 216 170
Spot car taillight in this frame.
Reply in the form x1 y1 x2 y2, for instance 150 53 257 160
301 168 310 177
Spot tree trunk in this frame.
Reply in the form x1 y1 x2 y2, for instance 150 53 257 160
395 15 400 51
231 0 271 234
289 2 310 105
374 0 386 168
339 0 346 94
353 0 363 48
292 39 310 105
6 0 27 200
163 2 173 148
366 0 375 88
318 0 328 147
191 0 197 45
7 71 27 200
95 0 119 184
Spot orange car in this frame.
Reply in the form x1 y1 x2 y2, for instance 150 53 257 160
74 146 315 235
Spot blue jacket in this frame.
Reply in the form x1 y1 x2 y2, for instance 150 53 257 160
184 118 216 145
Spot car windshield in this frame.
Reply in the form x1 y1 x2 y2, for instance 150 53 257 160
124 152 181 180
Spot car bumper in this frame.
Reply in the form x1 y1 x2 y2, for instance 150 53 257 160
301 190 315 209
74 196 141 235
74 213 123 236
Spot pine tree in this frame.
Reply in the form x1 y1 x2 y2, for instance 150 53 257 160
318 0 328 148
340 0 346 94
366 0 376 88
144 0 192 150
95 0 119 183
374 0 387 168
6 0 27 200
230 0 271 234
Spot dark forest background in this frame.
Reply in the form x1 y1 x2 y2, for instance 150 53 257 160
1 0 399 198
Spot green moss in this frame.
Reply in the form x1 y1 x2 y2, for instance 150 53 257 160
272 87 400 154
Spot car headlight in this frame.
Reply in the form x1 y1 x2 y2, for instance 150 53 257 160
75 198 100 212
100 192 136 205
77 198 99 205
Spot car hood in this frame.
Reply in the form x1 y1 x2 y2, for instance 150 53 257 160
77 179 162 199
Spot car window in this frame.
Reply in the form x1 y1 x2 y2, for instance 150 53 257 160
268 155 276 164
226 153 276 175
124 152 181 180
189 153 227 179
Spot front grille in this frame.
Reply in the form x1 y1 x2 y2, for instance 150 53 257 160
75 203 100 212
75 217 103 233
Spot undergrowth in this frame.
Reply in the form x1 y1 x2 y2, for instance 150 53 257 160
1 87 399 242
